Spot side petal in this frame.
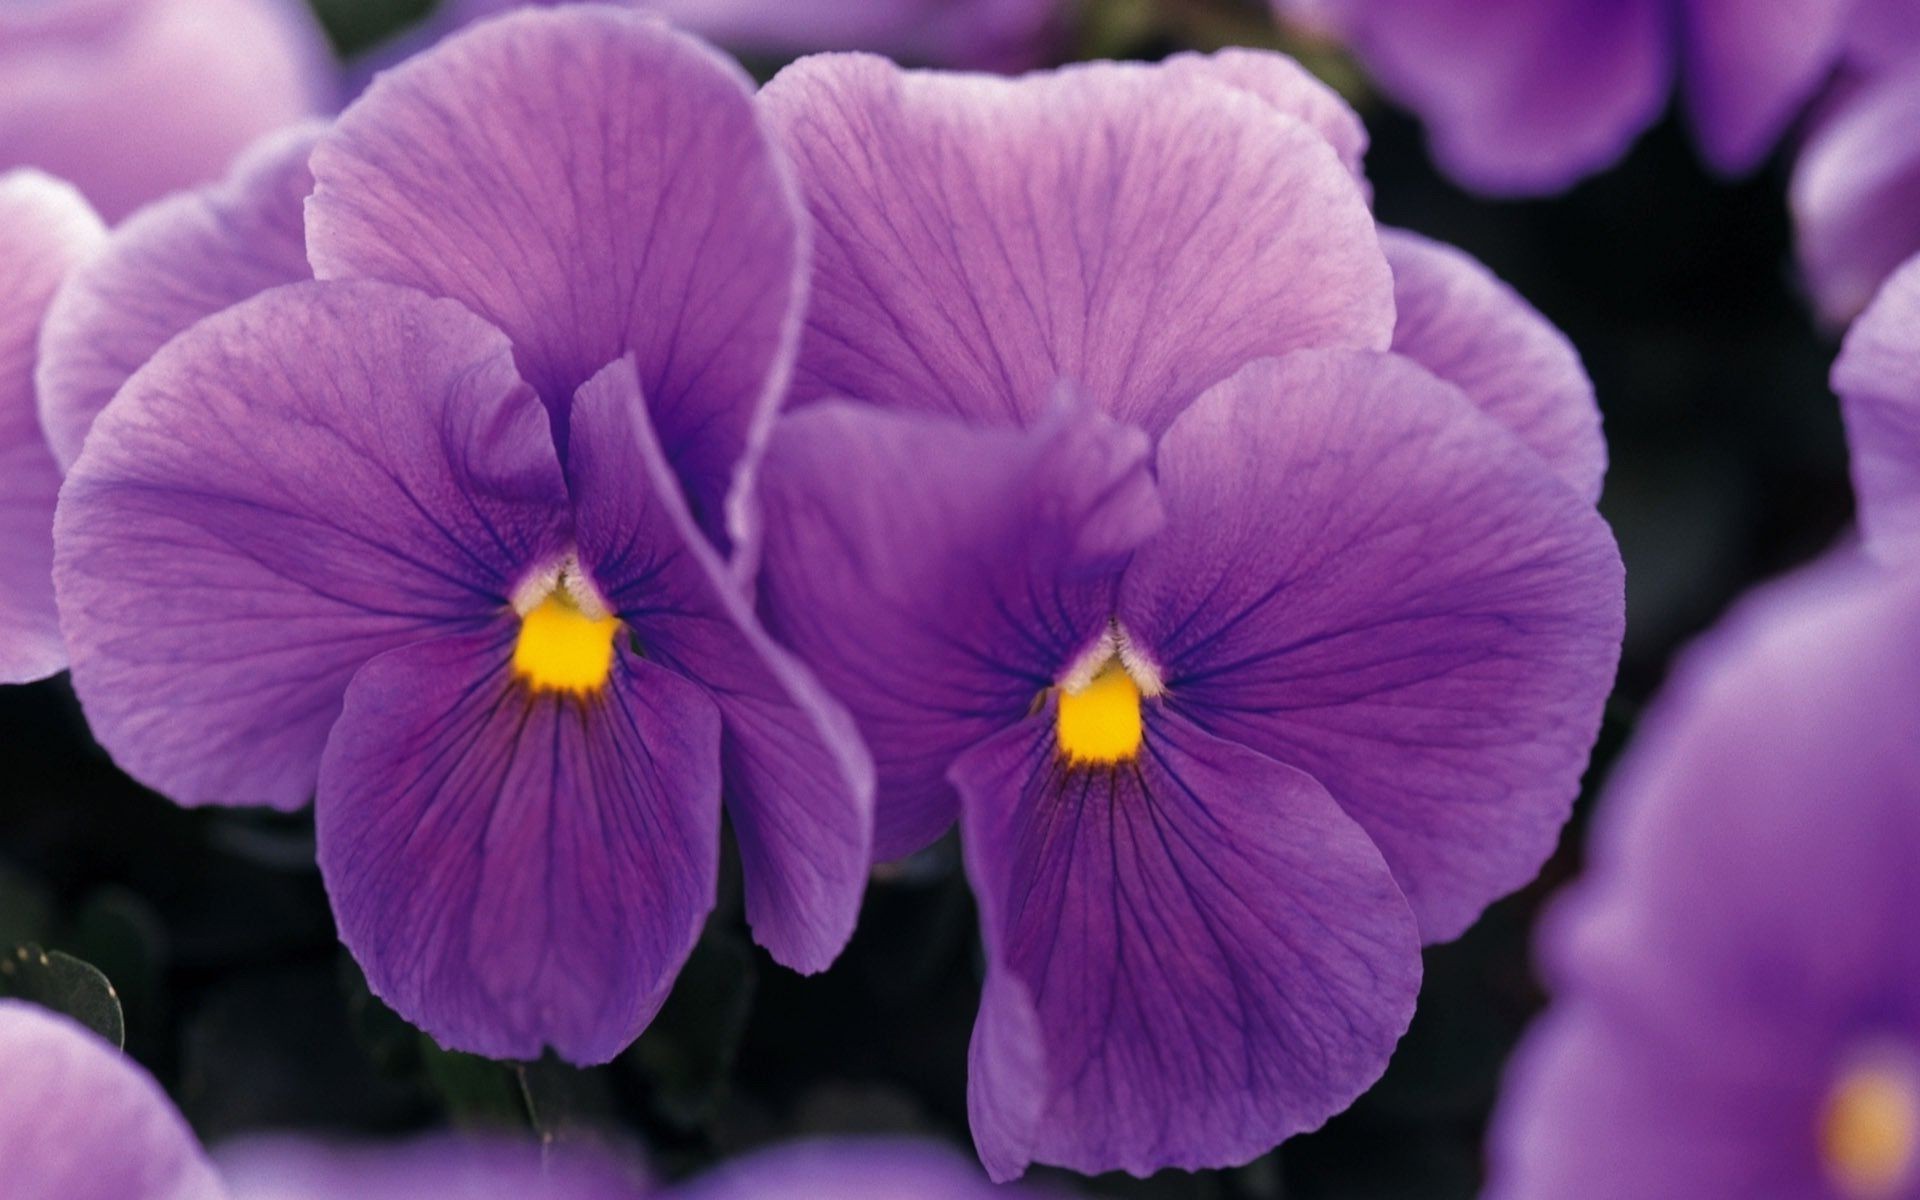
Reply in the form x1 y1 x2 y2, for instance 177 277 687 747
1333 0 1670 195
1791 63 1920 327
1833 254 1920 562
755 401 1163 859
318 629 723 1065
955 713 1420 1180
0 1000 224 1200
760 53 1392 437
55 281 571 810
1382 228 1605 503
568 360 873 973
1681 0 1853 175
1123 350 1624 943
0 171 104 684
37 122 321 473
308 7 805 549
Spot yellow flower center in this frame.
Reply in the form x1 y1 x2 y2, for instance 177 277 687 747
1055 659 1144 765
512 593 620 694
1823 1058 1920 1198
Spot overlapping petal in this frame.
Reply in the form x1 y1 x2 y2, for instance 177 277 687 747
0 1000 225 1200
568 361 873 971
1123 350 1624 942
308 8 805 548
760 52 1391 437
55 281 571 809
1680 0 1855 175
0 0 334 220
1792 64 1920 326
0 171 103 684
317 629 723 1064
1382 228 1605 502
1153 48 1371 184
1833 254 1920 562
955 713 1419 1179
755 403 1162 858
37 122 321 472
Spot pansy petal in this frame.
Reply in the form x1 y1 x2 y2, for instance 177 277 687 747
0 172 103 684
56 281 571 809
37 122 321 473
1681 0 1854 175
1124 350 1624 943
669 1138 1039 1200
756 402 1163 859
1834 254 1920 562
0 0 334 221
1153 48 1370 184
0 1000 224 1200
1382 228 1605 502
1847 0 1920 70
219 1134 646 1200
1792 64 1920 327
568 360 872 973
955 712 1420 1179
308 8 805 548
318 628 722 1064
761 53 1391 437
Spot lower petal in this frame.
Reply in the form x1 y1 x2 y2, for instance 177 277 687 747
317 628 723 1065
954 711 1420 1179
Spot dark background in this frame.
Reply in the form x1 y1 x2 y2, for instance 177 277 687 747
0 1 1856 1196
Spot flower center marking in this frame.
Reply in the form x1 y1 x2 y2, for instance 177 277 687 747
1054 624 1161 766
1822 1054 1920 1198
512 557 619 695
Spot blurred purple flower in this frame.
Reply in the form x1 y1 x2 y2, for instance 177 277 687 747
0 170 104 685
1834 252 1920 558
0 0 334 221
751 51 1625 1178
52 9 872 1065
1793 64 1920 325
1485 555 1920 1200
1277 0 1909 195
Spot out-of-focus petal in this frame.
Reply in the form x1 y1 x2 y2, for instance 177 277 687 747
308 8 805 550
756 402 1162 859
954 713 1419 1179
1323 0 1669 195
1123 350 1624 943
219 1133 647 1200
0 0 334 221
1792 63 1920 327
0 171 103 684
318 628 722 1065
56 281 570 810
0 1000 225 1200
761 53 1391 437
1680 0 1854 175
568 360 873 973
1382 228 1605 502
37 122 320 472
1153 47 1370 184
1834 254 1920 561
667 1138 1051 1199
1846 0 1920 70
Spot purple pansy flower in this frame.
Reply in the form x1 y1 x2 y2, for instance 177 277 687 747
1484 555 1920 1200
54 9 872 1064
1792 64 1920 325
1276 0 1907 195
1 0 334 220
0 170 106 685
750 52 1625 1177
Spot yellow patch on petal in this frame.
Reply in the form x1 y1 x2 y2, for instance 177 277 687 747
513 594 620 694
1823 1059 1920 1198
1056 660 1144 765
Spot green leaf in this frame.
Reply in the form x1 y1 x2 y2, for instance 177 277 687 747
0 944 125 1047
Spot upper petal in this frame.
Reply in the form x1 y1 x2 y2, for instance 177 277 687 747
55 280 571 809
1833 252 1920 563
0 1000 225 1200
37 121 321 473
760 52 1391 437
1122 350 1624 942
755 401 1163 859
568 359 873 973
307 7 806 550
1681 0 1854 175
1383 227 1605 503
0 170 104 684
955 712 1419 1179
318 628 723 1064
0 0 334 221
1152 47 1371 184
